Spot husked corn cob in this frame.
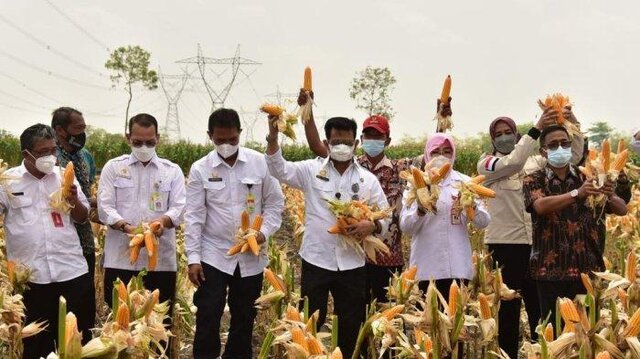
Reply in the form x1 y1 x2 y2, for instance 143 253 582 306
431 162 452 183
264 268 286 292
149 221 163 235
7 260 15 284
306 310 319 333
61 162 75 198
440 75 452 104
260 103 284 117
330 347 343 359
241 210 250 231
544 323 554 342
468 183 496 198
580 273 594 296
471 175 486 184
602 139 611 172
252 214 263 231
129 245 141 265
423 334 433 353
290 327 308 352
285 304 302 322
226 243 244 256
116 301 130 330
627 251 637 283
307 336 324 355
612 149 629 172
116 280 128 302
148 237 158 271
479 293 491 319
381 304 405 320
618 138 626 153
595 352 612 359
623 307 640 337
303 67 312 92
143 231 155 257
448 280 459 317
412 167 427 188
129 233 144 247
559 298 580 323
246 235 260 256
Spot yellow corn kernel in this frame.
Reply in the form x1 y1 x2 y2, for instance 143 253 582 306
264 268 286 292
602 139 611 172
303 67 312 92
116 302 130 330
468 183 496 198
448 280 459 317
580 273 594 296
479 293 491 319
623 307 640 337
260 103 284 117
440 75 451 104
241 210 250 232
544 323 554 342
381 304 405 320
306 336 324 355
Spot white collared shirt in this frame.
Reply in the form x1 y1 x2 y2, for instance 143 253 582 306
266 149 390 271
184 147 284 278
98 154 186 272
0 164 88 284
400 170 491 281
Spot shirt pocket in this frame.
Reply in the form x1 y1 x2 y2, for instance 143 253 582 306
157 181 172 212
204 181 226 205
9 195 35 225
114 177 135 203
312 180 335 203
240 177 263 210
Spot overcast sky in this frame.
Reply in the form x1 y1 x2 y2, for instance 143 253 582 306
1 0 638 145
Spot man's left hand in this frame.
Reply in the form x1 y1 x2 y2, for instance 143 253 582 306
437 97 453 117
67 184 80 204
600 180 617 199
345 220 376 239
256 231 267 245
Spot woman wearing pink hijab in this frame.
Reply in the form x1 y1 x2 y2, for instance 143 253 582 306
399 133 491 298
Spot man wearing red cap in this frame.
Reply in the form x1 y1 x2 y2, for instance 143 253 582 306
302 100 410 304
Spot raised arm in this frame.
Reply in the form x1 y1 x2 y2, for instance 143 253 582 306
298 90 328 158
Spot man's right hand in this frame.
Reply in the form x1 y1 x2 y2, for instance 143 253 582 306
577 180 600 200
297 88 314 106
188 263 206 287
536 109 558 129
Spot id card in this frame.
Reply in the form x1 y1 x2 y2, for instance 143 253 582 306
149 192 163 211
246 192 256 214
51 212 64 228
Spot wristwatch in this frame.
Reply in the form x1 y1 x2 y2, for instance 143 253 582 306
118 222 130 232
570 189 579 199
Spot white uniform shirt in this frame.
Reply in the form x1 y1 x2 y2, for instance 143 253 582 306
0 164 88 284
184 148 284 278
266 149 390 271
98 154 186 272
400 170 491 281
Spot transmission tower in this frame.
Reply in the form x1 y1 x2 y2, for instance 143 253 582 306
176 44 261 113
266 86 298 106
159 68 191 140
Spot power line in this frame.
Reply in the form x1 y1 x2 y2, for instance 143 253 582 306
0 13 106 78
42 0 111 53
0 88 52 110
0 101 47 114
0 70 62 104
0 49 112 90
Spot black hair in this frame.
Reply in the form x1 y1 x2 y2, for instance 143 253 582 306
20 124 55 151
208 108 241 133
128 113 158 135
324 117 357 140
539 125 569 146
51 107 82 130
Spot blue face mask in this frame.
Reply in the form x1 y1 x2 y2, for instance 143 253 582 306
547 146 572 168
362 139 386 157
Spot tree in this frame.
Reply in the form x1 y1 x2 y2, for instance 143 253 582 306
349 66 396 119
105 45 158 133
587 121 614 147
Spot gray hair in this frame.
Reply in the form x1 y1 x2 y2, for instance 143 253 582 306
20 124 55 151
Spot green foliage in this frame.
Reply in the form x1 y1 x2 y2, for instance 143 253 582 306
587 121 614 147
0 130 21 165
105 45 159 132
349 66 396 119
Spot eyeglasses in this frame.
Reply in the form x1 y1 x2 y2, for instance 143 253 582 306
545 141 572 150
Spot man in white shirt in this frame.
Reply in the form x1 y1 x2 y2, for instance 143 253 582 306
632 130 640 155
0 124 92 359
265 116 390 358
185 108 284 359
97 114 186 319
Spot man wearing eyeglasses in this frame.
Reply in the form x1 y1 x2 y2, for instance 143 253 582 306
265 114 390 358
523 125 627 322
97 114 186 342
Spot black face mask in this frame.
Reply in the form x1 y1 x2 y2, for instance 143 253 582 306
67 132 86 151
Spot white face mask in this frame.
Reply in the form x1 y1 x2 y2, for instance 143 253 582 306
29 153 57 175
217 143 239 159
632 137 640 155
131 145 156 163
329 144 355 162
430 155 451 169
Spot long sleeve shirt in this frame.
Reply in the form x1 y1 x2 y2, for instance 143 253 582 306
184 148 284 278
477 134 540 245
0 164 88 284
266 149 390 271
400 170 490 281
98 154 186 272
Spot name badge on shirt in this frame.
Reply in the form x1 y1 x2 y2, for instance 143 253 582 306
51 212 64 228
451 195 461 225
149 192 163 211
246 192 256 214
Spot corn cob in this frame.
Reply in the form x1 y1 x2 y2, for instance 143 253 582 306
448 280 459 317
479 293 491 319
623 307 640 337
264 268 286 292
241 242 250 253
619 287 629 311
412 167 427 188
252 214 263 231
116 301 130 330
544 323 554 342
307 336 324 355
226 243 244 256
414 328 425 344
423 334 433 353
116 280 128 303
579 166 593 178
330 347 343 359
7 260 16 284
612 149 629 172
143 231 155 257
129 233 144 247
286 304 302 322
595 352 612 359
138 289 160 319
241 210 250 231
61 162 75 198
627 251 637 283
580 273 594 296
148 236 158 271
466 206 476 221
618 138 626 153
431 162 452 183
602 139 611 172
468 183 497 198
306 310 319 333
290 327 309 352
440 75 451 104
64 312 82 358
303 67 312 92
471 175 486 184
129 245 141 265
260 103 284 117
559 298 580 323
246 235 260 256
381 304 405 320
149 221 163 235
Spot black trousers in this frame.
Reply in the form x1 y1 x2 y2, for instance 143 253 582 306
301 260 366 359
537 279 586 326
22 274 93 359
84 252 96 343
489 244 540 358
365 263 403 304
192 263 263 359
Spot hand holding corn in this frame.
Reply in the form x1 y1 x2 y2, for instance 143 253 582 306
344 219 376 238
